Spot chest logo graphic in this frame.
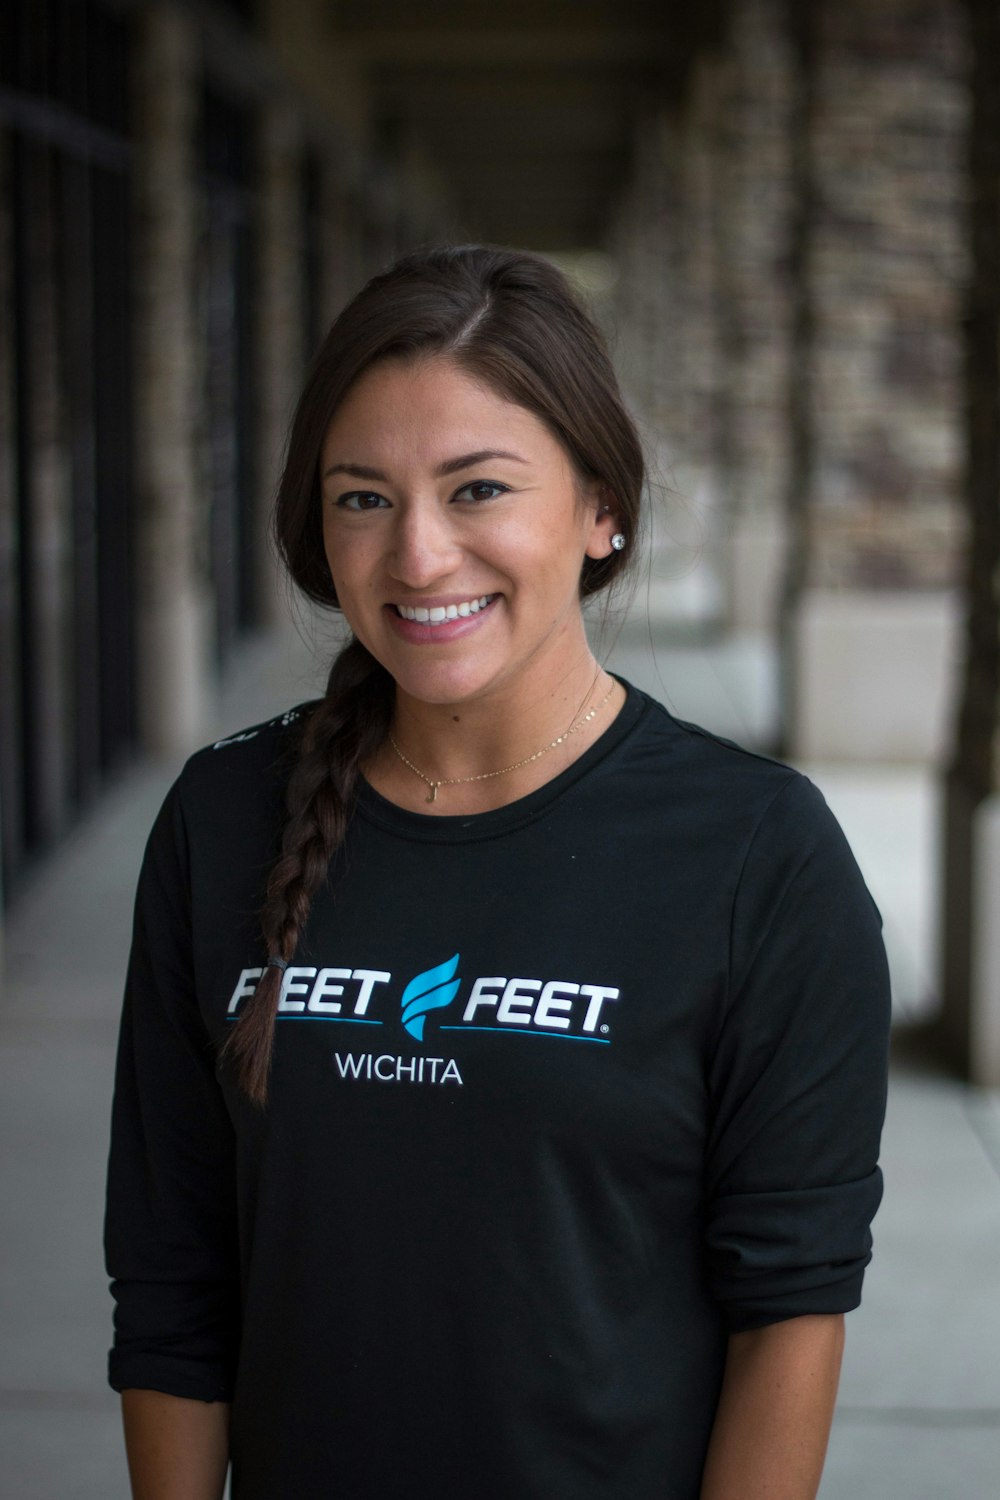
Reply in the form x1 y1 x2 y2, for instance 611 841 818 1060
226 955 619 1045
400 954 461 1041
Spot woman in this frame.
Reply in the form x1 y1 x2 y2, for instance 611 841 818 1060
106 245 890 1500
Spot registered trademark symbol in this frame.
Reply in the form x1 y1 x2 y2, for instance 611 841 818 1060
600 1024 609 1034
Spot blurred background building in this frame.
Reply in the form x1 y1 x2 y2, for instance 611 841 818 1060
3 0 996 1081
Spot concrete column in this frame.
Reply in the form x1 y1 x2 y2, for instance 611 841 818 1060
256 104 305 625
971 796 1000 1087
132 4 211 756
793 588 961 761
0 126 13 938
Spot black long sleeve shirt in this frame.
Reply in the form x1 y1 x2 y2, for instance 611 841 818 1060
106 684 890 1499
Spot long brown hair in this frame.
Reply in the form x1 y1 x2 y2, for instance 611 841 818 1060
225 244 645 1103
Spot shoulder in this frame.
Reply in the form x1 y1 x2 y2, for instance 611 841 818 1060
605 687 867 917
132 702 322 932
616 684 818 829
149 702 320 870
201 700 318 763
635 688 793 779
176 701 318 802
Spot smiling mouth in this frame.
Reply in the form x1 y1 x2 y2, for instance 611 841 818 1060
394 594 497 625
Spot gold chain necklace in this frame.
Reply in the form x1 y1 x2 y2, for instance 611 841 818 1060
388 679 617 803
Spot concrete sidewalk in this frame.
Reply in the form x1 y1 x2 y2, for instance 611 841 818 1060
1 626 998 1498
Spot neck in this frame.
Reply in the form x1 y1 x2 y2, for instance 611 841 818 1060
400 654 604 764
372 649 621 814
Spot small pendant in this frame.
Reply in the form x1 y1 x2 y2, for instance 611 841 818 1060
427 784 438 803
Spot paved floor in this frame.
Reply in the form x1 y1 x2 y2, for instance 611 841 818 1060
1 625 998 1498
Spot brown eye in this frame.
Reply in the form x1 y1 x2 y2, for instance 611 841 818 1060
337 491 388 512
454 481 507 504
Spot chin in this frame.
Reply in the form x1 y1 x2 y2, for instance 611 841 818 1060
386 658 501 707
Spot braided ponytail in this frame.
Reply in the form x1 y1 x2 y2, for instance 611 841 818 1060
223 638 392 1104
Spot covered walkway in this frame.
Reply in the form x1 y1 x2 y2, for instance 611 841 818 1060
2 625 999 1497
3 0 1000 1495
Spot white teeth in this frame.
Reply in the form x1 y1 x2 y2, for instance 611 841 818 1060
396 595 494 624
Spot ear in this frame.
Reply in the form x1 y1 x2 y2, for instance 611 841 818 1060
584 491 623 560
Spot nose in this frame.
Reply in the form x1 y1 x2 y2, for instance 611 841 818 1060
387 499 462 589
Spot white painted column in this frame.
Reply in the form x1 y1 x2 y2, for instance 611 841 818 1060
132 4 212 756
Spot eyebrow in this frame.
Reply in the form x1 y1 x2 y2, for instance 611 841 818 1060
322 449 529 482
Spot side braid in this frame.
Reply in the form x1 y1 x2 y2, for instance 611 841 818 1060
224 638 393 1104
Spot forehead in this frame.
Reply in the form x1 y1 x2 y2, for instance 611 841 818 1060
321 356 568 469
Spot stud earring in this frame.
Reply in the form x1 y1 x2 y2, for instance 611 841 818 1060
611 533 626 552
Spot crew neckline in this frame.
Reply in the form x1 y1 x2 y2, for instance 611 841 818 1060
356 678 648 843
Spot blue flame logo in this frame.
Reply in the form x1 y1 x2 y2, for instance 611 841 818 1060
400 954 461 1042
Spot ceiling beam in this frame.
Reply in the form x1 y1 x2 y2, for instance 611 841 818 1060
341 29 674 67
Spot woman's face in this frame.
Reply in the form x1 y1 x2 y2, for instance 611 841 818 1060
319 355 618 709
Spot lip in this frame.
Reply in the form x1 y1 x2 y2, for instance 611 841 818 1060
385 594 500 645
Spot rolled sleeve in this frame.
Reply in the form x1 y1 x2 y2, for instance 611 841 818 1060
705 1174 882 1330
704 775 890 1331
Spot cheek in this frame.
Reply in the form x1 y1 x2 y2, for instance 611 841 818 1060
322 526 376 599
514 517 594 584
320 512 337 567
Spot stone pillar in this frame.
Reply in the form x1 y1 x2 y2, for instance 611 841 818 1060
808 0 967 593
132 5 211 756
609 117 704 618
678 58 727 502
606 175 643 408
641 116 685 449
612 123 662 422
18 138 73 842
789 0 968 763
673 56 731 626
941 0 1000 1087
256 103 305 625
611 86 733 630
319 154 364 332
721 0 796 635
778 0 818 754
